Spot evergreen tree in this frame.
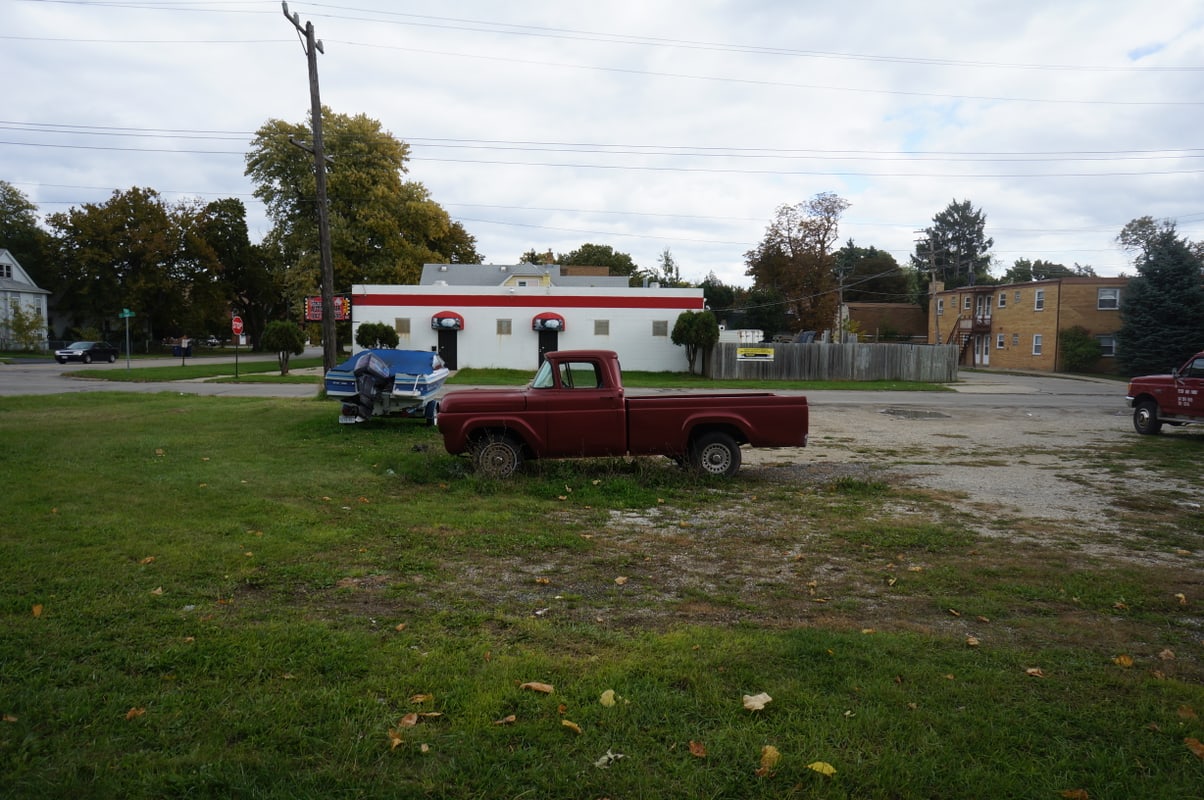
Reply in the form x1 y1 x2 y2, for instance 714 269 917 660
1115 221 1204 376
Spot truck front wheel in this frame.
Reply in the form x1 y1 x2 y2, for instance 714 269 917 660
689 432 741 477
471 433 524 478
1133 400 1163 435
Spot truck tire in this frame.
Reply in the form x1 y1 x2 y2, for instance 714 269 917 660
1133 400 1162 435
689 431 741 477
471 433 524 478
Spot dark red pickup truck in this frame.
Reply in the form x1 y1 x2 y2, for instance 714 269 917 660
1126 350 1204 434
437 349 808 477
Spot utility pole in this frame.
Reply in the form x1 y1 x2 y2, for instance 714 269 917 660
282 2 337 374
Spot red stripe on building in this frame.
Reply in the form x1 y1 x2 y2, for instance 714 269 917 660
356 293 704 310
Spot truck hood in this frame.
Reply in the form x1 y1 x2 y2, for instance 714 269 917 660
439 388 528 414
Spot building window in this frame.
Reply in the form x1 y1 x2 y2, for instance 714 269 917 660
1014 291 1021 304
394 318 410 335
0 263 10 279
936 299 945 315
1097 334 1116 357
1097 287 1120 310
497 319 512 335
1012 333 1019 347
652 320 668 337
594 319 610 336
998 293 1006 308
1034 289 1045 311
996 334 1005 349
963 295 972 310
1032 334 1043 355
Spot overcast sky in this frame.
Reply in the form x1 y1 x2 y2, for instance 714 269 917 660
4 0 1203 287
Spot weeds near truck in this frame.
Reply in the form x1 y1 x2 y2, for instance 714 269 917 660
2 394 1202 799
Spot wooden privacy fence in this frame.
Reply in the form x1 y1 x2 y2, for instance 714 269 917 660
704 342 959 382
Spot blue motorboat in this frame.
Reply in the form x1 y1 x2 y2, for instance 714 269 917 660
325 349 450 424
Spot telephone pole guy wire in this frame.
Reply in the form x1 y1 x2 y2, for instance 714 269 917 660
282 2 337 373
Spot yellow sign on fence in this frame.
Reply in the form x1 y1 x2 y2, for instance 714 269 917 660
737 347 775 361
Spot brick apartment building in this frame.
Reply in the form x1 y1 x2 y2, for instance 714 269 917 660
929 277 1128 373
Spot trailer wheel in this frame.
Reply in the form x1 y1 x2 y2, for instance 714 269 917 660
1132 400 1162 435
424 400 439 427
471 433 524 478
689 431 741 477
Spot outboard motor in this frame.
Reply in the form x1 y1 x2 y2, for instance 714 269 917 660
343 351 393 422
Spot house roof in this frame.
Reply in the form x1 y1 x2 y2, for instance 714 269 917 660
419 263 630 288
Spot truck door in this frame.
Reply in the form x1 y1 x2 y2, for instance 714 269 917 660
1177 355 1204 414
525 357 625 457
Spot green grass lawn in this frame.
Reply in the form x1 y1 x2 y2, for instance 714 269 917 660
1 394 1201 799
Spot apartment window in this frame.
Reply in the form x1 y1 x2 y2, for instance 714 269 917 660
1097 287 1120 310
516 280 528 287
1014 291 1021 304
1032 334 1043 355
394 318 411 335
936 298 945 315
1034 289 1045 311
652 320 669 337
996 334 1005 349
1012 333 1019 347
963 295 972 310
1097 334 1117 357
496 319 512 335
594 319 610 336
998 293 1007 308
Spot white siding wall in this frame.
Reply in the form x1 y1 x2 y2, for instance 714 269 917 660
351 284 704 372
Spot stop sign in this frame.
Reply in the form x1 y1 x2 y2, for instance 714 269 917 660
231 315 244 335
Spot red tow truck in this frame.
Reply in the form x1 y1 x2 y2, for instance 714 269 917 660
436 349 808 477
1126 351 1204 434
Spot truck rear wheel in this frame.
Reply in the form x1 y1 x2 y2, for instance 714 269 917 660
471 433 524 478
1133 400 1162 435
689 432 741 477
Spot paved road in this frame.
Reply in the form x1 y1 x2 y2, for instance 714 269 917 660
0 351 1128 413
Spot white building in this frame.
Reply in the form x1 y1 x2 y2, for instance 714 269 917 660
350 264 705 371
0 249 50 350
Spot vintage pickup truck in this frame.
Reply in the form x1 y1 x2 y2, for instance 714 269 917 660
437 349 808 477
1126 350 1204 435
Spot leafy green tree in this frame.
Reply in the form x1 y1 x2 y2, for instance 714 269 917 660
1059 326 1103 373
1115 219 1204 376
911 199 994 290
741 285 789 337
0 181 54 290
833 241 910 302
636 248 691 288
745 193 849 332
245 108 482 300
671 309 719 374
355 321 399 349
557 243 639 281
6 299 47 350
196 198 283 350
260 320 307 374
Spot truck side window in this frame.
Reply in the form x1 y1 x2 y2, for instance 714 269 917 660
1185 358 1204 378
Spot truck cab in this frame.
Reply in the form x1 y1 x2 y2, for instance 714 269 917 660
1126 351 1204 434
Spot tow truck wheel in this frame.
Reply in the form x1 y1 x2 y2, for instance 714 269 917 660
471 433 524 478
689 431 741 477
1133 400 1162 435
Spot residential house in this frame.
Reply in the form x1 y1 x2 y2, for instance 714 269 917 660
929 277 1128 372
0 249 51 350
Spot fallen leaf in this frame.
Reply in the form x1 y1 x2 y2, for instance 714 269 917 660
150 587 164 596
1113 600 1129 610
1178 705 1198 720
154 448 165 456
755 745 781 777
31 604 43 618
1159 648 1176 661
387 729 403 750
398 713 419 728
861 628 876 635
3 714 17 723
947 608 961 617
562 719 582 734
419 743 430 753
520 681 554 694
1175 593 1187 605
594 749 625 768
410 693 433 704
535 577 550 585
965 636 980 647
1113 654 1134 668
599 689 617 707
493 714 516 725
419 712 442 720
1025 667 1046 678
125 707 146 721
976 615 991 623
743 692 773 711
689 740 707 758
1185 737 1204 759
140 556 156 565
807 761 837 777
614 576 628 585
1060 790 1090 800
394 623 407 632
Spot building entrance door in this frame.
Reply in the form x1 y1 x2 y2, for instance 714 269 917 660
437 328 458 370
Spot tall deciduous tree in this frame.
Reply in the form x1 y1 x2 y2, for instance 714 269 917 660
0 181 54 289
911 199 994 289
833 241 910 303
245 108 481 301
745 193 849 333
196 198 283 348
557 243 639 280
1115 218 1204 376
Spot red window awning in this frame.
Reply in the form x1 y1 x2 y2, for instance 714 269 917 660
431 310 464 331
532 311 566 331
